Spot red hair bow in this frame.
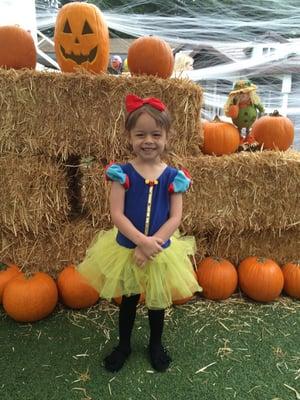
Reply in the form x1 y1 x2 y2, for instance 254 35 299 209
125 94 166 113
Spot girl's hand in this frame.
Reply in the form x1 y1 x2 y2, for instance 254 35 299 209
138 236 164 259
133 247 148 268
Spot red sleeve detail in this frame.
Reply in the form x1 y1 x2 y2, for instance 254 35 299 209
181 167 192 180
123 174 130 190
168 183 174 193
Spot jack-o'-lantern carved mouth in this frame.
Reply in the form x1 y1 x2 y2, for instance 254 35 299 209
60 45 97 65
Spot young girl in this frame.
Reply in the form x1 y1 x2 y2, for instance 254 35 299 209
77 94 202 373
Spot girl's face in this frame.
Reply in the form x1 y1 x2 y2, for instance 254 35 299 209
129 112 167 162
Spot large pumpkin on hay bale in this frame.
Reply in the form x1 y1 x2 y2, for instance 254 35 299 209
282 262 300 299
3 272 58 322
57 265 99 309
252 110 294 151
0 262 22 304
238 256 284 302
127 36 174 78
54 2 109 73
197 257 238 300
0 25 36 69
202 116 240 155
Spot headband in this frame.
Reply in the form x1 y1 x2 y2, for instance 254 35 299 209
125 94 166 113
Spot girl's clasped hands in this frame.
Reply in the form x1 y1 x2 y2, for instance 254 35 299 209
134 236 164 267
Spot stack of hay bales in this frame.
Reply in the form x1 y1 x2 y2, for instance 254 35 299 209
0 69 204 274
182 151 300 265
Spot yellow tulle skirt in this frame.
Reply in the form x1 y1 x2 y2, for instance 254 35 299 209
77 228 202 309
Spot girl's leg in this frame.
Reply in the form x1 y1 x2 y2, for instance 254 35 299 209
104 294 140 372
148 309 172 372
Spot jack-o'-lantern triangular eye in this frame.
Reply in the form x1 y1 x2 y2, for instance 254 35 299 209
63 19 72 33
82 20 93 34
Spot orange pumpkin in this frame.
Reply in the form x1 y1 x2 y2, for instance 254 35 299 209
172 270 198 305
228 104 239 119
54 2 109 73
57 265 99 309
282 262 300 299
252 110 294 151
0 262 21 304
238 257 284 302
127 36 174 79
114 293 145 305
202 116 240 155
197 257 238 300
0 25 36 69
3 272 58 322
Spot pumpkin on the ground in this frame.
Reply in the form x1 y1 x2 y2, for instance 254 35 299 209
57 265 99 309
238 256 284 302
252 110 294 151
197 257 238 300
3 272 58 322
0 25 36 69
127 36 174 79
54 2 109 73
0 262 22 304
202 116 240 155
282 262 300 299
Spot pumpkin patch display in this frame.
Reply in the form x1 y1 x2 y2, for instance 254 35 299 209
3 272 58 322
0 25 36 69
0 262 21 304
238 257 284 302
54 2 109 73
282 262 300 299
57 265 99 309
202 116 241 155
127 36 174 78
252 110 294 151
197 257 238 300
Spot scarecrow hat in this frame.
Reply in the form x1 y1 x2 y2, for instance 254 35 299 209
229 79 257 95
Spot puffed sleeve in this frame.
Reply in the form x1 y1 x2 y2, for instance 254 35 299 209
168 168 192 193
105 163 130 190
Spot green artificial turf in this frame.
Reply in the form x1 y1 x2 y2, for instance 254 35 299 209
0 296 299 400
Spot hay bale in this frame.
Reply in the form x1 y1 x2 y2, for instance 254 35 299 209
0 155 70 236
0 69 203 159
0 219 207 276
206 227 300 265
0 219 98 276
182 150 300 233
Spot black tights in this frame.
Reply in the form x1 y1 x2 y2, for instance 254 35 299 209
118 294 165 351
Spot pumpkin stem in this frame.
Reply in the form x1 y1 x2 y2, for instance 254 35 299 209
270 110 281 117
0 262 7 271
211 256 223 262
213 115 222 123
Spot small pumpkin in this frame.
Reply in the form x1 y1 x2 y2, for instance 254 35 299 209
252 110 294 151
127 36 174 79
57 265 99 309
202 116 240 155
54 2 109 73
114 293 145 306
238 257 284 302
197 257 238 300
0 262 22 304
282 262 300 299
227 104 239 119
3 272 58 322
0 25 36 69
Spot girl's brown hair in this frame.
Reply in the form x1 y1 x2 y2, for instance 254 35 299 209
125 104 172 133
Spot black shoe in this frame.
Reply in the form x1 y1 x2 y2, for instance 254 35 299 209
104 345 131 372
148 344 172 372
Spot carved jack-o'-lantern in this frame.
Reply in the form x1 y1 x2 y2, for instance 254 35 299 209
54 2 109 73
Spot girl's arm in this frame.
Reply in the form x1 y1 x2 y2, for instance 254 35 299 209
153 193 183 242
110 182 163 252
